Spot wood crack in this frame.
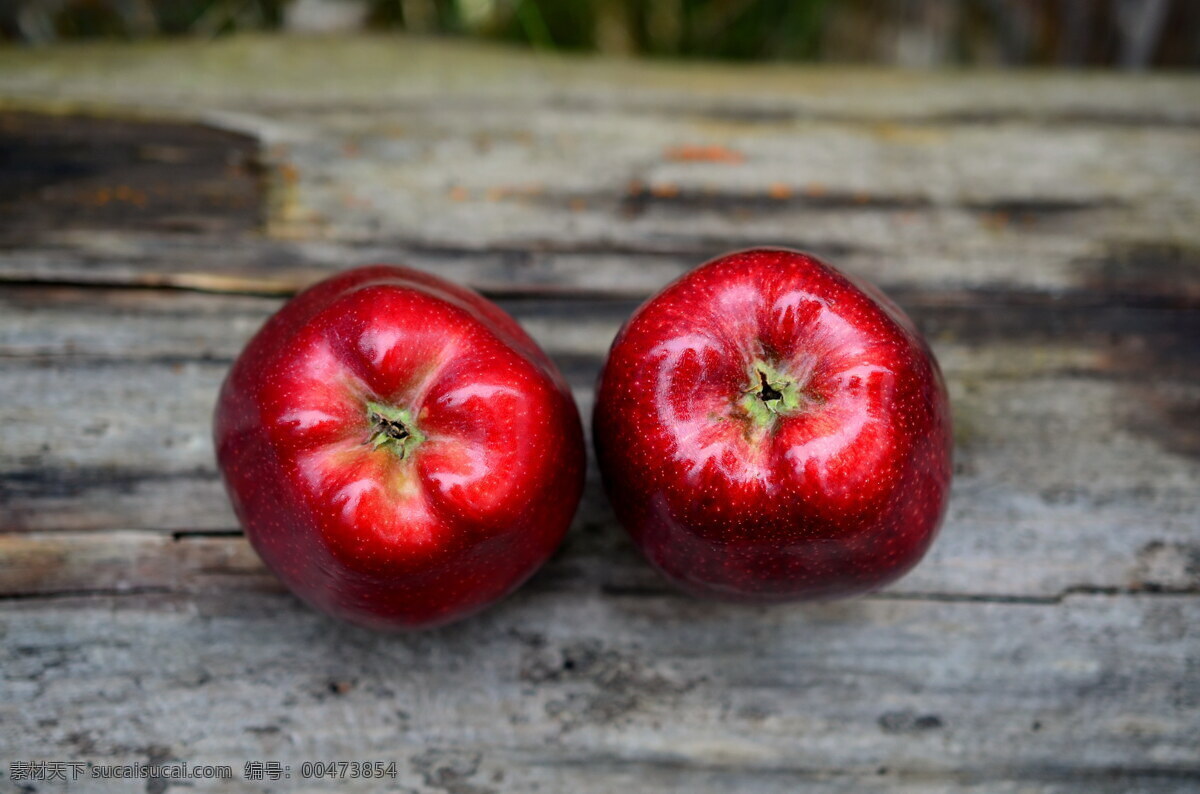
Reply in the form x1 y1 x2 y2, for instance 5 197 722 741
520 751 1200 781
4 272 1200 310
598 583 1200 605
5 578 1193 606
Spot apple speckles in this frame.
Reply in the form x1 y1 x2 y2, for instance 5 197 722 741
214 265 585 630
595 248 952 601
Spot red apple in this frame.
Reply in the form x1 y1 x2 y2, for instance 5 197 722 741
215 265 585 629
594 248 951 601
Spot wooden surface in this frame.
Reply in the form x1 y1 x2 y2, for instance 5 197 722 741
1 35 1198 792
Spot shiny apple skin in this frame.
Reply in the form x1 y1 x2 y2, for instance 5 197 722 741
215 265 585 630
594 248 952 601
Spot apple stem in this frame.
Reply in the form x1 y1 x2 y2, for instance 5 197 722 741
756 370 784 403
365 401 425 460
740 361 806 429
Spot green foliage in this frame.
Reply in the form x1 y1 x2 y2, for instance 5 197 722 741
3 0 1195 68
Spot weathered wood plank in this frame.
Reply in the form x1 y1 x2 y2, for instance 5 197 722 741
252 115 1199 261
2 45 1198 303
1 285 1197 598
3 229 1199 304
0 532 275 598
4 284 1199 369
1 521 1197 606
1 590 1196 792
0 110 263 236
1 38 1198 791
1 35 1198 124
3 100 1198 303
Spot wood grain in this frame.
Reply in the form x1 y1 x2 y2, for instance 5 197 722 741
1 590 1197 792
1 286 1197 601
0 35 1197 792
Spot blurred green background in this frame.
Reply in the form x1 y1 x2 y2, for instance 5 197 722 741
1 0 1197 68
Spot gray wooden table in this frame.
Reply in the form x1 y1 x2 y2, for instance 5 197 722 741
1 35 1198 793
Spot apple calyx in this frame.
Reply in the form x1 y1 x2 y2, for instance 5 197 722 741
739 360 805 429
365 400 425 460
